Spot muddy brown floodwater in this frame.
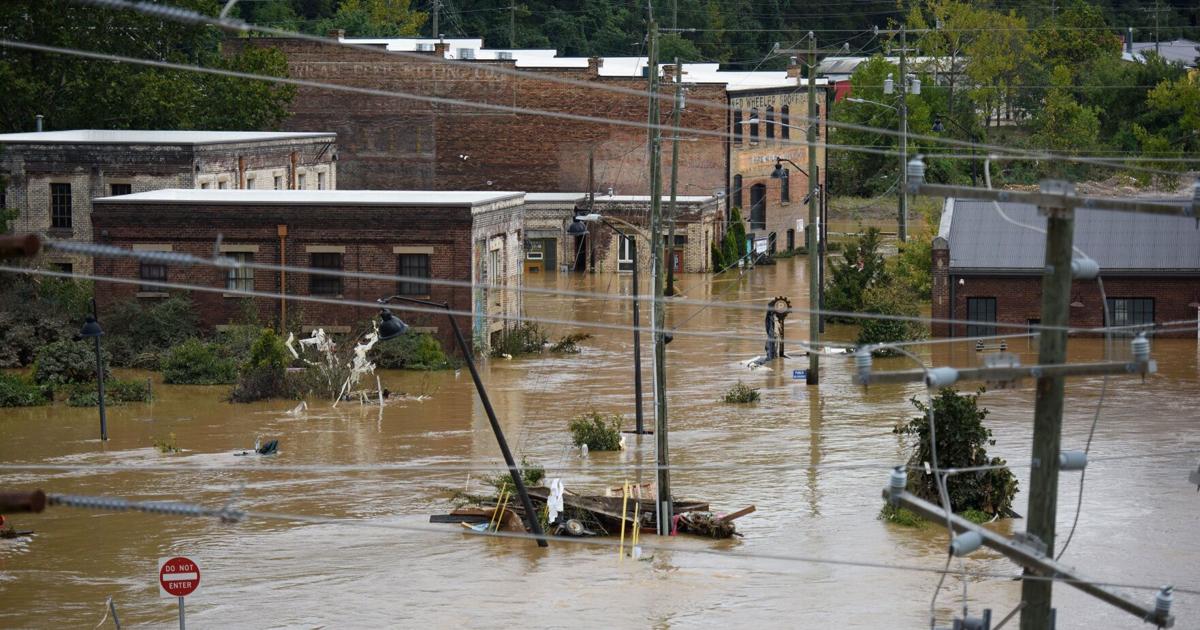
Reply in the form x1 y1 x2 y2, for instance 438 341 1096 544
2 257 1198 628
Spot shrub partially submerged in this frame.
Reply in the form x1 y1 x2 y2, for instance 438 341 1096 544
65 379 152 406
721 381 760 404
372 332 453 370
483 458 546 497
490 322 547 357
33 340 109 386
549 333 592 354
0 373 50 407
162 339 238 385
568 411 623 451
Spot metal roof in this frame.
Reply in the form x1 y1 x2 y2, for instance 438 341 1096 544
94 189 523 207
944 198 1200 273
0 130 335 145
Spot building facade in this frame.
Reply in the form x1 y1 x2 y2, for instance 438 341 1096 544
90 190 525 352
0 130 337 273
931 198 1200 338
728 70 828 256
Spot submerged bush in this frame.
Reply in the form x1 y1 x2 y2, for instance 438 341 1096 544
567 411 623 451
721 381 760 404
228 329 292 403
879 504 927 528
0 275 93 368
0 373 50 407
490 322 547 357
103 296 199 368
33 339 109 386
549 333 592 354
372 332 453 370
162 339 238 385
484 458 546 497
64 378 152 406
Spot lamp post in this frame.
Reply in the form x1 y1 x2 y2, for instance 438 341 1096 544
375 296 548 547
569 213 648 434
771 157 821 385
77 301 107 441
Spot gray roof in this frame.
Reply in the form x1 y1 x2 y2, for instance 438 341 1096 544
943 198 1200 273
0 130 335 145
95 189 523 207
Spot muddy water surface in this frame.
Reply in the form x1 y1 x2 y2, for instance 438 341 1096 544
2 257 1198 628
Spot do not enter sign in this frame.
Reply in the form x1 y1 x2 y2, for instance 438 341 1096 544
159 556 201 598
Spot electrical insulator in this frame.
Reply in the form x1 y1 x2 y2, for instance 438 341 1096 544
1058 450 1088 471
884 73 895 95
906 156 926 187
909 76 921 95
950 530 983 557
889 466 907 504
1156 585 1173 619
1070 257 1100 280
855 348 873 384
925 367 959 388
1131 334 1150 363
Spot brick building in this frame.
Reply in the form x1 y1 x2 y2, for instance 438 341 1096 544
91 189 525 352
0 130 337 273
931 198 1200 338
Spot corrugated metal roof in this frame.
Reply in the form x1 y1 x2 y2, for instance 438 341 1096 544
947 198 1200 272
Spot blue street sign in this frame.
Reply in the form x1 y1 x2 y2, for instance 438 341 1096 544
793 369 807 380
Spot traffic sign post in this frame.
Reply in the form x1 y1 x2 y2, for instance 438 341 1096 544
158 556 200 630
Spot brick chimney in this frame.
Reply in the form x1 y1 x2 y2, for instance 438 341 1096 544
587 57 604 77
786 56 802 79
434 42 450 57
327 29 345 40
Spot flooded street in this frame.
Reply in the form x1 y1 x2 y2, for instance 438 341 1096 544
2 256 1198 628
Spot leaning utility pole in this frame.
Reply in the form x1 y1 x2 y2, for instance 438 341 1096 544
646 19 672 537
666 57 682 297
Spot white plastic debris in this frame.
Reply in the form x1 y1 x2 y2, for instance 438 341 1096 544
546 478 565 523
581 444 589 457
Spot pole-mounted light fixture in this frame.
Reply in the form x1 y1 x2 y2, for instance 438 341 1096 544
77 308 107 442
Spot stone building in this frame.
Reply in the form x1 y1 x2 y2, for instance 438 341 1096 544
931 198 1200 338
0 130 337 273
91 189 525 352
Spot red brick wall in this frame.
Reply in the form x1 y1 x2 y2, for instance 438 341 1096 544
91 201 475 351
228 39 728 196
934 273 1200 338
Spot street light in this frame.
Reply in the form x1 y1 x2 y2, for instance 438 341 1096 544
376 296 548 547
77 303 107 441
770 157 822 384
848 75 917 241
846 97 897 111
571 213 648 435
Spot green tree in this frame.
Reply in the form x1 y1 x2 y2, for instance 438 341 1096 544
1030 0 1121 81
824 227 888 321
895 388 1018 518
317 0 427 37
856 282 927 353
0 0 296 133
1031 65 1101 175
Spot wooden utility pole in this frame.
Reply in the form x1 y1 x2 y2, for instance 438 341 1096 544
646 19 672 537
666 57 682 297
1019 180 1076 630
897 26 909 243
509 0 516 48
431 0 439 38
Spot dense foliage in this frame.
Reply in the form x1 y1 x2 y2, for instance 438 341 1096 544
824 227 888 320
65 379 153 406
568 410 623 451
720 380 760 403
229 328 293 402
0 0 296 133
372 332 453 369
33 339 109 387
0 275 93 368
895 387 1018 518
0 373 50 407
162 339 239 385
103 296 201 369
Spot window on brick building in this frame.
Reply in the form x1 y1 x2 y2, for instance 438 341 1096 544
786 228 795 251
309 252 342 295
273 175 283 190
218 180 229 190
749 183 766 230
748 108 759 143
201 182 211 190
768 232 777 254
246 176 256 189
225 252 254 291
51 262 73 275
966 297 997 337
298 173 307 189
317 172 327 190
139 261 167 292
733 110 742 144
397 253 431 296
780 169 790 203
110 183 132 196
732 174 743 210
781 105 790 140
50 183 72 229
1105 298 1154 332
766 106 775 140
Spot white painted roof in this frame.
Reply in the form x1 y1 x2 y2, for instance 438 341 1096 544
595 194 717 203
0 130 335 145
94 189 523 207
525 193 588 203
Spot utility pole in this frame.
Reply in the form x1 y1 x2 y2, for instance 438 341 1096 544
432 0 439 39
646 19 672 537
805 35 821 385
897 25 909 243
509 0 516 48
666 57 682 297
671 0 677 30
1019 180 1076 630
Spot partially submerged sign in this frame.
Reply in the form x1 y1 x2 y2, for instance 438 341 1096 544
158 556 200 598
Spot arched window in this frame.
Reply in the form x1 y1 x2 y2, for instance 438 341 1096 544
732 174 743 210
733 109 742 144
766 106 775 140
748 107 759 143
781 105 790 140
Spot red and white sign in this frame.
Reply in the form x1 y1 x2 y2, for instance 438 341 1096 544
158 556 201 598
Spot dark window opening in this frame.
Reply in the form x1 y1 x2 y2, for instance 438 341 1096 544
139 262 166 292
51 262 73 275
397 253 431 295
225 252 254 291
732 174 743 211
50 183 72 229
733 110 742 144
110 183 132 196
768 232 777 254
748 107 759 143
749 183 767 231
309 252 343 296
1105 298 1154 332
766 106 775 140
786 228 795 251
780 169 790 203
781 105 791 140
966 297 997 337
